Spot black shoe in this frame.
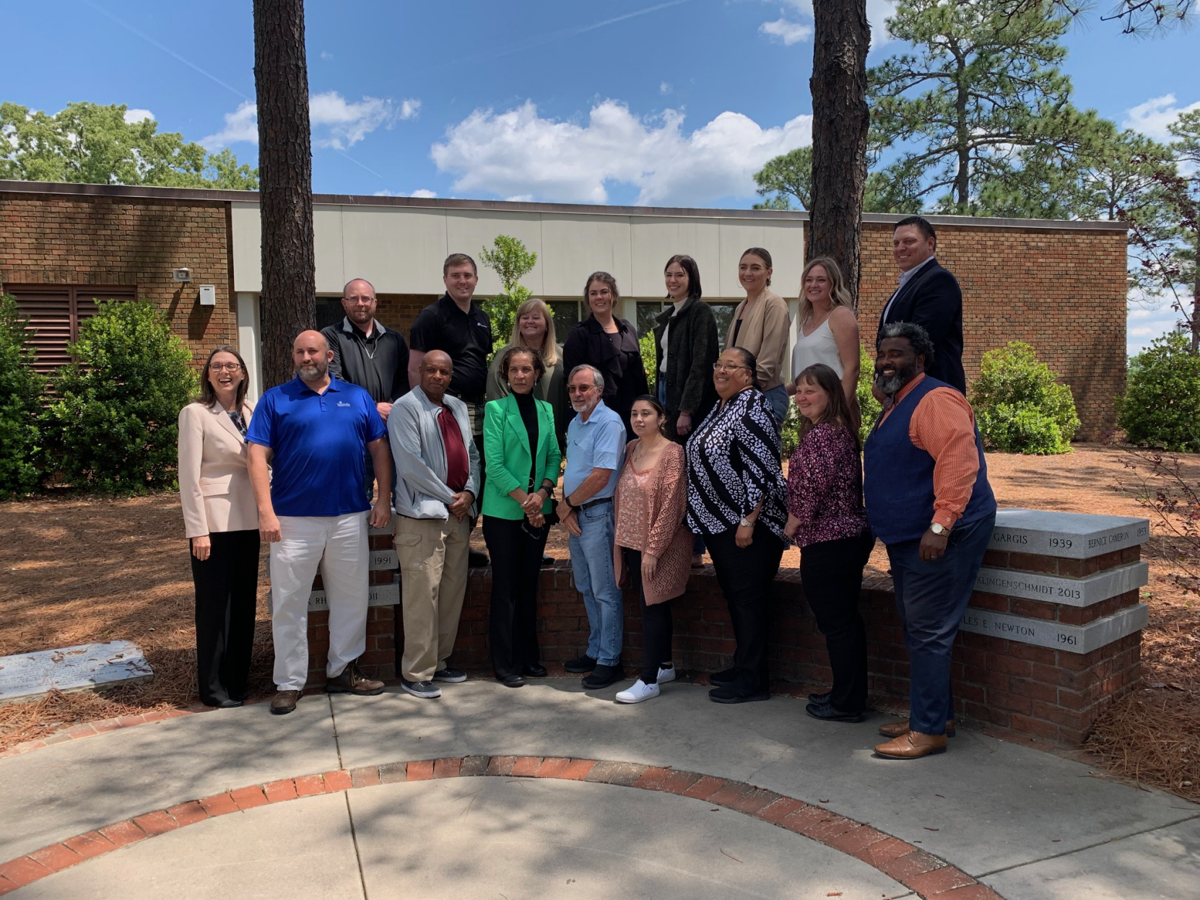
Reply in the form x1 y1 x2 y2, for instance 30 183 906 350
213 698 244 709
496 674 526 688
808 690 832 704
432 667 468 683
708 685 770 704
541 554 555 567
468 549 490 568
564 654 597 673
806 701 864 723
582 664 626 690
523 664 548 678
710 667 738 686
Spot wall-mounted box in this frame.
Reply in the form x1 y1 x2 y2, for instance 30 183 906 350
199 284 216 306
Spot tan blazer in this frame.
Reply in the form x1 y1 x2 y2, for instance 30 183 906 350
178 400 258 538
723 287 791 392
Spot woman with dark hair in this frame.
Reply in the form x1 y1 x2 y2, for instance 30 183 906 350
686 347 790 703
654 255 718 442
784 363 874 723
563 271 649 440
724 247 791 430
612 395 693 704
178 345 259 708
482 346 562 687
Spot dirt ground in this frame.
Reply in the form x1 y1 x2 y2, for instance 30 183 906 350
1 445 1197 799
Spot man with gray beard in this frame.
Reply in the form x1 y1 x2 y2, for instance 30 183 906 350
862 322 996 760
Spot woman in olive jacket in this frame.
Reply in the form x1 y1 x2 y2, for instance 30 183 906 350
653 254 718 443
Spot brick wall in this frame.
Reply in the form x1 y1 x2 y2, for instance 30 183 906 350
0 191 236 368
858 220 1128 439
375 293 439 340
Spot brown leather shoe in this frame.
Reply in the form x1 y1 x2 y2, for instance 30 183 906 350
270 690 301 715
326 663 384 696
874 730 948 759
878 719 956 739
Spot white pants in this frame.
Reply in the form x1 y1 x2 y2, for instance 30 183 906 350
270 513 369 691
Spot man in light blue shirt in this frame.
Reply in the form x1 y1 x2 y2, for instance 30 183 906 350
556 364 627 689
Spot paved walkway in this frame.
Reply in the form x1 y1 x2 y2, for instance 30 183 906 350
1 678 1197 899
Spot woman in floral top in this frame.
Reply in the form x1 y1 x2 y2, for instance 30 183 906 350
784 363 874 723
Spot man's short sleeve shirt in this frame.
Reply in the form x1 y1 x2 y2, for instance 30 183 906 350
408 294 493 400
245 376 386 517
563 401 625 499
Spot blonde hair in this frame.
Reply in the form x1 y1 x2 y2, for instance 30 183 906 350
507 298 559 366
797 256 855 329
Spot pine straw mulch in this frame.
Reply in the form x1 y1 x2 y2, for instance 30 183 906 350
0 446 1198 802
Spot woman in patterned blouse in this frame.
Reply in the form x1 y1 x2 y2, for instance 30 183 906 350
685 347 789 704
784 363 874 723
612 395 693 704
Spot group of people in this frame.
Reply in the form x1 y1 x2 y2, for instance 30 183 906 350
178 215 995 761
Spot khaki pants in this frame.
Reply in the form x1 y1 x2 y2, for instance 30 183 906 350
395 515 470 682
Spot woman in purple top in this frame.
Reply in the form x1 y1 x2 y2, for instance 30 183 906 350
784 363 874 723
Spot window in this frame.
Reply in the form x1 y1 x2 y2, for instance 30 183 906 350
548 300 581 339
9 285 136 376
636 301 663 338
710 302 738 340
315 297 343 331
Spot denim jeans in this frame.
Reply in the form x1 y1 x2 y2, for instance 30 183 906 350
763 384 789 433
568 502 623 666
885 512 996 735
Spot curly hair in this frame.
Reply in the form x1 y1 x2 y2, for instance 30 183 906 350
878 321 936 366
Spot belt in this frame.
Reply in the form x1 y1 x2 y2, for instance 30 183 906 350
446 388 481 405
579 497 612 510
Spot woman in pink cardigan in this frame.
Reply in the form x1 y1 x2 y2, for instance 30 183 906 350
612 395 694 703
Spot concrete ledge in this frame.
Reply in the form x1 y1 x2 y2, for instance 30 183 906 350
960 603 1149 653
974 561 1149 607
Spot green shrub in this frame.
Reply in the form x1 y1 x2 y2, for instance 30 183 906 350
44 299 197 493
1119 332 1200 452
857 343 882 446
0 294 47 497
639 331 657 396
971 341 1079 454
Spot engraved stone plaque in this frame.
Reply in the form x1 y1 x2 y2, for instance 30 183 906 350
974 561 1148 607
959 603 1149 653
989 509 1149 559
0 641 153 705
370 548 398 570
307 580 399 612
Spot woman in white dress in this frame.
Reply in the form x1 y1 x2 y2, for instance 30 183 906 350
788 256 861 428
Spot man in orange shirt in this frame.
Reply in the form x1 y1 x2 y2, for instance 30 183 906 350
863 322 997 759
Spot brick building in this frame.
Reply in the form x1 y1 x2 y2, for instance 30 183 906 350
0 181 1128 436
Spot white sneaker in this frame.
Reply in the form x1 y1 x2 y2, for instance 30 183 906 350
656 666 676 684
615 679 660 704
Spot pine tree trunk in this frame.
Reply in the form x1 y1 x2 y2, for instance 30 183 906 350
253 0 315 388
808 0 870 309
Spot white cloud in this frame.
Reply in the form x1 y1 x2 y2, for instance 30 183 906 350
320 50 334 61
430 99 812 206
203 91 419 151
759 17 812 45
373 188 438 198
765 0 894 51
123 108 154 124
660 82 672 95
1123 94 1200 142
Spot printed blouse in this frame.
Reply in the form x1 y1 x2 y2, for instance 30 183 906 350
786 421 868 548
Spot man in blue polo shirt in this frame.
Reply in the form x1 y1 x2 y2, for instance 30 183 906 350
247 330 393 716
556 364 627 690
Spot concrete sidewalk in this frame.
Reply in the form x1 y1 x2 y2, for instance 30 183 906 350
2 678 1197 899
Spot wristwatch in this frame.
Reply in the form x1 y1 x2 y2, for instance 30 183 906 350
739 517 754 528
929 523 949 536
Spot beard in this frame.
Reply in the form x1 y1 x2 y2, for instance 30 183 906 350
297 360 327 381
874 361 917 396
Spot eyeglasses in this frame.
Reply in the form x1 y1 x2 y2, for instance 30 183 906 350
713 362 749 372
209 363 242 372
567 386 596 394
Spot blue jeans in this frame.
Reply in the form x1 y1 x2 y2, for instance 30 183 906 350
763 384 789 433
885 512 996 735
568 502 623 666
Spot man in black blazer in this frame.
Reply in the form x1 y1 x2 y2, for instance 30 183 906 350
876 216 966 394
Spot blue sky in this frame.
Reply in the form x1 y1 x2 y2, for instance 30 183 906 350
5 0 1199 351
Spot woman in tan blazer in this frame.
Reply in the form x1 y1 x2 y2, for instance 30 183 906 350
724 247 791 431
178 345 259 708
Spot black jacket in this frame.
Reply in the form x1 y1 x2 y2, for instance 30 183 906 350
321 318 410 404
876 259 966 393
562 315 649 435
653 298 718 441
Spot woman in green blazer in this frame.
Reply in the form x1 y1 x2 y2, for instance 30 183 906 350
482 346 563 687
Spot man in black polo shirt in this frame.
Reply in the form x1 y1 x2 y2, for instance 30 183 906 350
322 277 410 500
409 253 493 566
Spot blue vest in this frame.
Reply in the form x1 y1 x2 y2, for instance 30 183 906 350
863 375 996 545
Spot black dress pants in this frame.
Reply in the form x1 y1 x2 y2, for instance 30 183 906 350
705 523 785 695
800 529 874 714
623 548 673 684
483 515 548 677
190 529 260 705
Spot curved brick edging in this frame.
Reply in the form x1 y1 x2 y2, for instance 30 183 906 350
0 755 1003 899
